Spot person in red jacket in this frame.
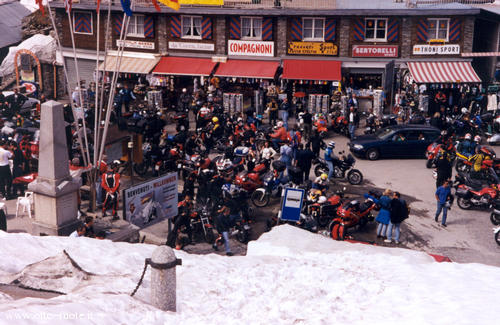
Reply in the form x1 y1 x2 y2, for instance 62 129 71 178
270 121 287 148
102 160 120 220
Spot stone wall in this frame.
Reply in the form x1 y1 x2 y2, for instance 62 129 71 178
277 17 287 57
401 17 413 58
339 18 350 57
463 16 475 54
215 16 226 55
158 15 168 54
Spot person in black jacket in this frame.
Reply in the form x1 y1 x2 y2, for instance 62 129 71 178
310 130 325 158
295 143 315 182
435 148 453 188
385 192 408 244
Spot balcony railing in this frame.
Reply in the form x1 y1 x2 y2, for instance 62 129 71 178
67 0 337 9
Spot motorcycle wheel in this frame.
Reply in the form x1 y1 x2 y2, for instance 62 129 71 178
237 228 249 244
314 165 328 177
457 197 472 210
133 162 149 177
490 212 500 226
347 169 363 185
251 191 270 207
496 231 500 246
333 166 343 179
328 220 345 241
455 161 469 173
426 159 433 169
318 214 331 228
204 228 216 244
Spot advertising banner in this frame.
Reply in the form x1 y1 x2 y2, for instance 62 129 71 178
116 40 155 50
169 41 215 51
123 173 178 227
228 40 274 57
413 44 460 55
352 45 399 58
287 42 338 56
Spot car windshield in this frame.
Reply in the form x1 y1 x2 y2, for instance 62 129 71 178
375 127 394 140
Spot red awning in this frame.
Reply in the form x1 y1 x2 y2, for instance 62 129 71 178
215 60 279 79
407 61 481 84
153 57 217 76
282 60 341 81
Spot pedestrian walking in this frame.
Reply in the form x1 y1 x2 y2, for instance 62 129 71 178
435 179 452 227
385 192 409 244
372 189 392 239
0 141 13 199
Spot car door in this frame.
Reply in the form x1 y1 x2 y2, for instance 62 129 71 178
405 130 426 157
382 131 410 157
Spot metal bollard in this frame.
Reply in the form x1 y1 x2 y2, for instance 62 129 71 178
149 246 182 312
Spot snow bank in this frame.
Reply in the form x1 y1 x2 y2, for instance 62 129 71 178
0 34 57 78
19 0 47 12
0 226 498 324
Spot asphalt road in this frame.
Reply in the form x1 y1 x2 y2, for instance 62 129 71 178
327 133 500 267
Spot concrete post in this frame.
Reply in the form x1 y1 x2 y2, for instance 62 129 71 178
28 100 80 236
150 246 182 312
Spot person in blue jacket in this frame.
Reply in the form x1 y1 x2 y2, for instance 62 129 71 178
366 189 392 239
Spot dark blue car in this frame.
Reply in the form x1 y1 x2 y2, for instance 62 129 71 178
348 124 441 160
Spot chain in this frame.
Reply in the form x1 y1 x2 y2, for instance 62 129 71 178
130 259 149 297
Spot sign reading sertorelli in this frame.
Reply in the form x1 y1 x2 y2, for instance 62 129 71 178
352 45 399 58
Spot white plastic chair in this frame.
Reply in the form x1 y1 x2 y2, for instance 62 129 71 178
0 198 7 216
16 192 34 218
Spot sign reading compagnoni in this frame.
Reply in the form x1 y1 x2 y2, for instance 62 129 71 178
228 40 274 57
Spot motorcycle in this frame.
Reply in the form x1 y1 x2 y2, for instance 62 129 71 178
251 163 290 208
455 183 498 210
304 188 345 227
313 151 363 185
234 160 268 193
191 204 217 244
494 226 500 246
313 114 329 138
328 196 377 240
490 200 500 225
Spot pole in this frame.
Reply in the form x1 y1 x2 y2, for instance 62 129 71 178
46 4 87 163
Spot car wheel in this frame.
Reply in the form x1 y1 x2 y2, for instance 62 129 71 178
366 148 379 161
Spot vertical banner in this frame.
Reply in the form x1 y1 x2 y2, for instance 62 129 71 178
123 173 179 226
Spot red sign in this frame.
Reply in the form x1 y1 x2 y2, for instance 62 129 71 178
352 45 399 58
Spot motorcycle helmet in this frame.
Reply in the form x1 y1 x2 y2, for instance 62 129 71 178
441 130 448 137
461 107 468 114
328 141 335 148
320 173 328 181
182 88 187 93
277 121 284 128
212 116 219 123
464 133 472 140
111 160 120 170
318 196 327 204
474 135 481 143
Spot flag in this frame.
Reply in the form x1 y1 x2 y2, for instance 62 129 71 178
36 0 44 16
120 0 133 16
151 0 161 11
64 0 72 13
96 0 101 12
179 0 223 4
157 0 180 10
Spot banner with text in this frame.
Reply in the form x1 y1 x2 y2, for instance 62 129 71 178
413 44 460 55
287 42 338 56
228 40 274 57
123 173 178 227
352 45 398 58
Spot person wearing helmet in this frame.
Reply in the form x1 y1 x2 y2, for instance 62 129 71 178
270 120 287 148
469 145 499 183
102 161 121 220
324 141 336 181
178 88 191 112
312 173 329 193
457 133 475 157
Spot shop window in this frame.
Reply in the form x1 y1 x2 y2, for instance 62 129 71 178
365 18 387 42
73 12 92 35
302 18 324 41
128 15 145 38
427 18 449 41
182 15 202 39
241 17 262 40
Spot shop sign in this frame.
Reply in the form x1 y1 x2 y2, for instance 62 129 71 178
116 40 155 50
168 41 215 51
228 40 274 57
352 45 398 58
287 42 338 56
413 44 460 55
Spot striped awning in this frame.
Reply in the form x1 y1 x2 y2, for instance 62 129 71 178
462 52 500 57
407 61 481 84
99 54 160 74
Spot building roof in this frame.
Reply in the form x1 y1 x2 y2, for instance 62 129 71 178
0 1 31 49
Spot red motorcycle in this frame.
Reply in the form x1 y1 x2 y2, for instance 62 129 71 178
328 197 377 240
425 142 456 168
456 183 499 210
305 188 345 227
234 161 268 193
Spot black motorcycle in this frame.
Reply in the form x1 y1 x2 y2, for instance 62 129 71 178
313 151 363 185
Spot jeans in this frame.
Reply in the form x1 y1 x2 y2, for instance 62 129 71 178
222 231 231 253
326 160 334 180
349 124 356 140
387 222 401 242
377 222 388 237
283 111 289 130
435 201 448 225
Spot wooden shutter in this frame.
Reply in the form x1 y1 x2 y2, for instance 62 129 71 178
201 17 212 40
353 17 365 41
114 14 123 35
229 16 240 40
387 18 399 42
171 15 181 38
290 17 302 41
144 15 155 38
262 17 273 41
324 18 336 41
416 18 428 42
449 18 461 42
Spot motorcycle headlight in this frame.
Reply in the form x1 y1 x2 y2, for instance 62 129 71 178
353 144 363 150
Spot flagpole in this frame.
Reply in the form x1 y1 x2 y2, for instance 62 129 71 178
66 8 91 167
46 3 87 164
93 6 101 168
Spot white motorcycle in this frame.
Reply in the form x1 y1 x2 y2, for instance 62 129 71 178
494 226 500 246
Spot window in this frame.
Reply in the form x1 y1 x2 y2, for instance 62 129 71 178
182 15 202 39
302 18 324 41
73 12 93 35
427 18 449 41
128 15 145 37
241 17 262 40
365 18 387 41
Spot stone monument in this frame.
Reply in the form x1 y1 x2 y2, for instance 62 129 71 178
28 100 80 236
